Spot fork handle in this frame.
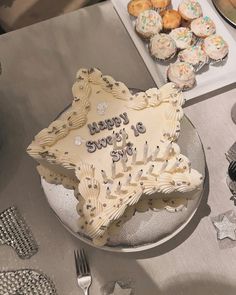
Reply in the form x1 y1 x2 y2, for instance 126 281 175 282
84 289 89 295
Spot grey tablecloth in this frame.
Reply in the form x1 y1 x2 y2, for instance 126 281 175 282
0 1 236 294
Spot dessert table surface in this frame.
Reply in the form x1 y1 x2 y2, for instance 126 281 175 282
0 1 236 294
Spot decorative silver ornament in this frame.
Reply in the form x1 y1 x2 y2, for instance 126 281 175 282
213 215 236 241
0 207 38 259
0 270 57 295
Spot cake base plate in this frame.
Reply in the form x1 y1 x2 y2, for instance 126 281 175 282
41 114 206 252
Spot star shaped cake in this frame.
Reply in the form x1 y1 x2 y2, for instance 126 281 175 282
27 68 203 246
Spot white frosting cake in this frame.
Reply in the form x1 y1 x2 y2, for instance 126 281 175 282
27 68 203 246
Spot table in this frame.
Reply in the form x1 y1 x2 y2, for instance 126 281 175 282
0 1 236 294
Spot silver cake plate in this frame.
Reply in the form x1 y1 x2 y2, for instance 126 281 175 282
41 113 206 252
212 0 236 28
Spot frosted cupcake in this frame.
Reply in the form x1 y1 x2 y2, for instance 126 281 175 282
149 33 177 61
135 9 163 39
151 0 171 12
160 10 182 31
203 35 229 62
191 16 216 38
167 62 196 90
178 0 202 21
178 45 209 71
169 27 193 50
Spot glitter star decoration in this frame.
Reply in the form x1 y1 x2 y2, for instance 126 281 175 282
213 215 236 241
111 283 132 295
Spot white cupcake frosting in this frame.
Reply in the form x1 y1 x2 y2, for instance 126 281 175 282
203 34 229 61
178 0 203 20
149 33 177 60
135 10 163 38
191 16 216 38
169 27 193 50
167 62 196 90
178 45 209 67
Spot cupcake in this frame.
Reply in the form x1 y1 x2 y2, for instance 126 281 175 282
178 0 203 21
169 27 193 50
178 45 209 71
150 0 171 12
135 10 163 39
167 62 196 90
128 0 152 17
149 33 177 61
203 35 229 62
191 16 216 38
160 10 182 31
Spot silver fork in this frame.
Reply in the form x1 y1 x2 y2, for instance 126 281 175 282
74 249 92 295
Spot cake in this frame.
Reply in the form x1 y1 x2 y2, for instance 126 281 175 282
128 0 152 17
203 35 229 62
169 27 193 50
178 0 203 21
160 10 182 31
27 68 203 246
178 45 209 71
167 62 196 90
190 16 216 38
150 0 171 11
135 10 163 39
149 33 177 61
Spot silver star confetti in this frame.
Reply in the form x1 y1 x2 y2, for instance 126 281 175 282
213 215 236 241
112 283 132 295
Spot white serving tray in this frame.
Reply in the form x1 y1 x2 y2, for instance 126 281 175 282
112 0 236 101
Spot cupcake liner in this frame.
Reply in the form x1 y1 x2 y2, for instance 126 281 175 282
208 54 229 66
149 42 177 62
135 26 153 41
192 34 203 46
166 76 196 91
192 60 208 72
152 6 170 13
181 18 192 28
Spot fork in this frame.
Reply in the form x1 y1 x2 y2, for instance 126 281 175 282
74 249 92 295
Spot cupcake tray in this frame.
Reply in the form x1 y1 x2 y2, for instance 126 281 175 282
111 0 236 101
41 114 206 252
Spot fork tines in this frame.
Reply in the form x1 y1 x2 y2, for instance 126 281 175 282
74 249 90 277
